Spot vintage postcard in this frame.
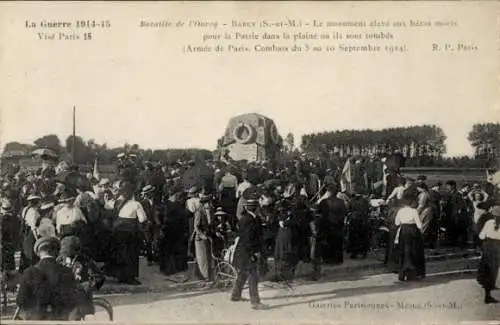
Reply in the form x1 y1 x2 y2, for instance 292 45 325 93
0 1 499 325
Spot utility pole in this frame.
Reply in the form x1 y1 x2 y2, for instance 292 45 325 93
72 106 76 163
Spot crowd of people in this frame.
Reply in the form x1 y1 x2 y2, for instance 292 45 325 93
1 150 499 317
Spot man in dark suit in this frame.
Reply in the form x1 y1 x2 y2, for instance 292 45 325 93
16 237 80 320
231 198 268 310
442 180 469 248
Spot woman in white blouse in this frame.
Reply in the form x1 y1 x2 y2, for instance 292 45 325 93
105 181 147 285
477 205 500 304
394 193 425 281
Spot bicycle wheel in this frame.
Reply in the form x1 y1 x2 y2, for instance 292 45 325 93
213 261 237 290
83 297 113 321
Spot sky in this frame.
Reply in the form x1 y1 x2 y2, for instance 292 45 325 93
1 2 498 156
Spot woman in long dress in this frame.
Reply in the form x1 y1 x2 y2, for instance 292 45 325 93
477 205 500 304
193 195 214 282
385 177 406 272
394 192 426 281
272 200 299 281
416 182 435 248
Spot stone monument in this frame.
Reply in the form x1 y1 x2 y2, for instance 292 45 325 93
217 113 282 163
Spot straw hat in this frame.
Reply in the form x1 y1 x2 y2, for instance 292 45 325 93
27 195 41 202
141 184 155 195
34 237 60 256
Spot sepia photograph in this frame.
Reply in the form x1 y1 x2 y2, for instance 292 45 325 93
0 1 499 324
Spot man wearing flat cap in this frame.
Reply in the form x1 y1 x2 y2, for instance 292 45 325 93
16 237 80 320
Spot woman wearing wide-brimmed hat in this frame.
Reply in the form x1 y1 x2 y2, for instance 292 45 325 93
477 205 500 304
211 207 233 258
54 188 87 240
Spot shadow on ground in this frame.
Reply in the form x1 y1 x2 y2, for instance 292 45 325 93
101 270 477 311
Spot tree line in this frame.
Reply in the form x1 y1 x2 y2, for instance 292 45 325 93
299 123 498 168
2 134 213 167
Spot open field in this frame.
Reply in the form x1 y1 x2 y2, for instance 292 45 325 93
400 167 489 187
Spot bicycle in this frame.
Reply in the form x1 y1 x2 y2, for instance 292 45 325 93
12 296 113 321
210 237 238 290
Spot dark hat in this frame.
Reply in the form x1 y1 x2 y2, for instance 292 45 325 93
242 186 262 200
214 207 227 216
34 236 60 256
417 175 427 181
446 180 457 187
433 181 442 188
276 200 290 211
59 236 82 257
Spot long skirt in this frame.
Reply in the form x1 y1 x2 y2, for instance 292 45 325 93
348 218 370 258
477 238 500 291
274 227 297 263
159 227 188 275
194 238 213 281
397 224 426 281
385 206 400 272
274 227 298 280
108 219 142 281
322 227 344 265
